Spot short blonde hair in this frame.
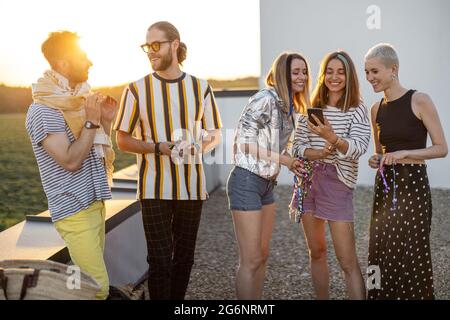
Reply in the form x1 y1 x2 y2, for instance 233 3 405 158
41 31 80 69
365 43 399 67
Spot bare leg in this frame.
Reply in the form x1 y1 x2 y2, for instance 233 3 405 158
329 221 366 300
301 212 329 299
232 204 276 300
255 203 277 297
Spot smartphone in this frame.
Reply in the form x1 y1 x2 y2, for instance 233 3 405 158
307 108 325 126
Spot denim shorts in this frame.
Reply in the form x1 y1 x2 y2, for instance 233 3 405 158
226 166 276 211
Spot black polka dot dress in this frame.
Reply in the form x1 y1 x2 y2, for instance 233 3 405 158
368 164 434 300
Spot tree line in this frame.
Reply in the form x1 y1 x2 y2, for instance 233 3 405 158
0 77 258 114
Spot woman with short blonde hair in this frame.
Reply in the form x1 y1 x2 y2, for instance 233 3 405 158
365 43 447 300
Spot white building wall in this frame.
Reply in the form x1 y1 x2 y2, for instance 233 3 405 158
260 0 450 188
210 96 252 186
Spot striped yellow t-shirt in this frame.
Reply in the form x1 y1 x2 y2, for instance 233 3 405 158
114 72 222 200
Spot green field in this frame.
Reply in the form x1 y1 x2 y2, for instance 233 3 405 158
0 113 135 231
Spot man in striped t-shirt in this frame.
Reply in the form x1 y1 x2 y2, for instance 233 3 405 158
114 21 222 300
25 31 115 299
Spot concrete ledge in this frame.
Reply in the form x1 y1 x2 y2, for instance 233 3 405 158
0 165 142 263
0 199 139 263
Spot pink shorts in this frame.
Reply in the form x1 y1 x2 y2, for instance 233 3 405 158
303 162 354 222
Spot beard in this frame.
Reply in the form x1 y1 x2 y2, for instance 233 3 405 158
67 66 89 85
151 51 173 71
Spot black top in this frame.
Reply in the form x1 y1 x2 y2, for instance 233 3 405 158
376 89 427 153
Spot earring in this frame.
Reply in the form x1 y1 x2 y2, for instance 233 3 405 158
392 75 396 80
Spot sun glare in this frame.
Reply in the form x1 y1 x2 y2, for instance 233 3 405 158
0 0 260 88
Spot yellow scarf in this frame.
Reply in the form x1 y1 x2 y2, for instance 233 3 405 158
31 70 115 185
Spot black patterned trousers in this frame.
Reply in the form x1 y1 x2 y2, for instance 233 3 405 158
140 199 203 300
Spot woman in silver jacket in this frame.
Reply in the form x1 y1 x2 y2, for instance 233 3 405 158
226 52 311 299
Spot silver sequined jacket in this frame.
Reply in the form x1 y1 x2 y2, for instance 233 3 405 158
232 88 295 180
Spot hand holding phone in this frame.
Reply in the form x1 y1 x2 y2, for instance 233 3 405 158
307 108 325 126
307 108 337 142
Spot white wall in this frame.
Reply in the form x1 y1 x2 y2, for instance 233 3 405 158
210 96 252 185
260 0 450 188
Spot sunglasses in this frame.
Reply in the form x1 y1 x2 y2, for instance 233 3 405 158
140 40 172 53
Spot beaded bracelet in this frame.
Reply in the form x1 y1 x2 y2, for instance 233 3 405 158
288 157 314 223
379 165 398 211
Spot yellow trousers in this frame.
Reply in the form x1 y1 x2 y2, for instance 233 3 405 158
54 200 109 300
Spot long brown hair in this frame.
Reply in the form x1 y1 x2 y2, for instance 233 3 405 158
311 51 361 112
148 21 187 66
265 52 311 115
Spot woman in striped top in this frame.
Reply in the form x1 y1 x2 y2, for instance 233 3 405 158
293 51 371 299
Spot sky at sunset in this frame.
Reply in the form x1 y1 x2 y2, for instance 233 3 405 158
0 0 260 87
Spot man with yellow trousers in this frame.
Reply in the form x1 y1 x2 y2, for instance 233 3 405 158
25 31 117 299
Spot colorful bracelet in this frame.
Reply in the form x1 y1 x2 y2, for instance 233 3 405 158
288 157 314 223
379 164 398 211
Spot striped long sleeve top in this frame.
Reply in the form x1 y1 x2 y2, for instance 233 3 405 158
293 104 371 189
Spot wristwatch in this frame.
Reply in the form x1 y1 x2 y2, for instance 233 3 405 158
154 142 161 156
84 121 100 129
